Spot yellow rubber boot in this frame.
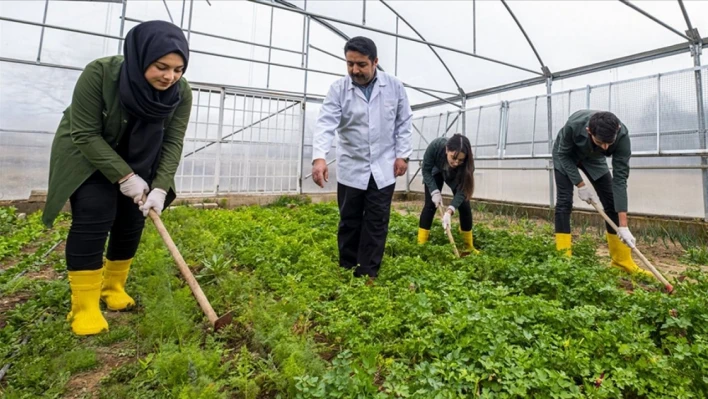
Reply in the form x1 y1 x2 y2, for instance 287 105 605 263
555 233 572 257
417 228 430 245
606 233 653 277
461 230 480 254
67 269 109 336
101 259 136 311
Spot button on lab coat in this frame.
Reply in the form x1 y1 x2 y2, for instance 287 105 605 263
312 71 413 190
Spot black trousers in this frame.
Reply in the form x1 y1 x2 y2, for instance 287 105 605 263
65 172 146 271
419 173 472 231
554 166 618 234
337 175 396 278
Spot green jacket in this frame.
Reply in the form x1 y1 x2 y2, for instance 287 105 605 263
552 110 631 212
422 137 467 210
43 56 192 227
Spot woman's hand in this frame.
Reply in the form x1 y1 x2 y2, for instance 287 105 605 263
119 174 149 204
139 188 167 217
431 190 443 207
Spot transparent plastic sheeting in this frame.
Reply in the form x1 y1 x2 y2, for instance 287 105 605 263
1 0 708 218
406 67 708 218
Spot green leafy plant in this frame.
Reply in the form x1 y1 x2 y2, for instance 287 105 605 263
2 204 707 398
681 246 708 265
196 254 234 285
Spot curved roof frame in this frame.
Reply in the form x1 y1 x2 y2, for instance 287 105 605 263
250 0 544 75
252 0 705 110
272 0 466 107
378 0 464 96
0 0 703 110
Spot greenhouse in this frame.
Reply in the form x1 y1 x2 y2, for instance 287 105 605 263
1 0 708 397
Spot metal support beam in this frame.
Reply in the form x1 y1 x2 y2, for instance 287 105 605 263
412 124 430 146
300 0 307 67
546 78 555 209
0 16 120 40
249 0 542 76
180 0 186 27
461 97 467 135
187 0 194 42
445 112 461 135
692 44 708 221
214 89 226 194
379 0 465 95
162 0 174 23
118 0 127 54
269 0 463 104
307 44 344 62
410 90 461 108
0 56 327 108
309 45 457 97
36 0 49 63
500 0 546 73
619 0 692 42
678 0 694 33
0 56 84 71
184 101 300 158
473 0 476 54
124 17 303 55
413 36 708 110
307 43 461 103
362 0 366 25
656 76 662 153
395 17 399 75
190 48 340 77
298 13 311 194
266 7 274 88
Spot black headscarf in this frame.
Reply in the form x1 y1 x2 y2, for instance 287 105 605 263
118 20 189 182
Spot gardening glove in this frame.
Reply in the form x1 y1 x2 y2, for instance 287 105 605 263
119 174 149 204
139 188 167 217
430 189 443 208
577 185 598 204
616 227 636 249
442 212 452 231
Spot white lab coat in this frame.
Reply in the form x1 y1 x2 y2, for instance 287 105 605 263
312 71 413 190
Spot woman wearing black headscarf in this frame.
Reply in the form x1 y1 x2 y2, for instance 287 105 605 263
44 20 192 335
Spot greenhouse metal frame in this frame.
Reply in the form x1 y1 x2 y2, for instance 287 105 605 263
1 0 707 220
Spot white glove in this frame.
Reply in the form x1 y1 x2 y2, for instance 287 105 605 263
431 190 443 207
139 188 167 217
442 212 452 230
119 174 149 204
577 185 598 204
617 227 636 248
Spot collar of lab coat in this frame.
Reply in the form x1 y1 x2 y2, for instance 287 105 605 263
349 71 386 102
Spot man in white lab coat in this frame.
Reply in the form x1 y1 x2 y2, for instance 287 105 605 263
312 36 413 280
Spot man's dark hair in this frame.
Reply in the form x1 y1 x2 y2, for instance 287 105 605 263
588 111 621 143
344 36 377 61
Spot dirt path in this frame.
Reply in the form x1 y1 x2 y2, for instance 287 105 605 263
62 340 134 399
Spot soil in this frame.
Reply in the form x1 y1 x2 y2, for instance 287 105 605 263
0 292 31 329
63 342 133 399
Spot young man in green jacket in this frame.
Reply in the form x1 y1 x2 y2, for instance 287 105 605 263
553 110 652 277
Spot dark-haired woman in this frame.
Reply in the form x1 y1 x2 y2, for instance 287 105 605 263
417 134 478 254
43 20 192 335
